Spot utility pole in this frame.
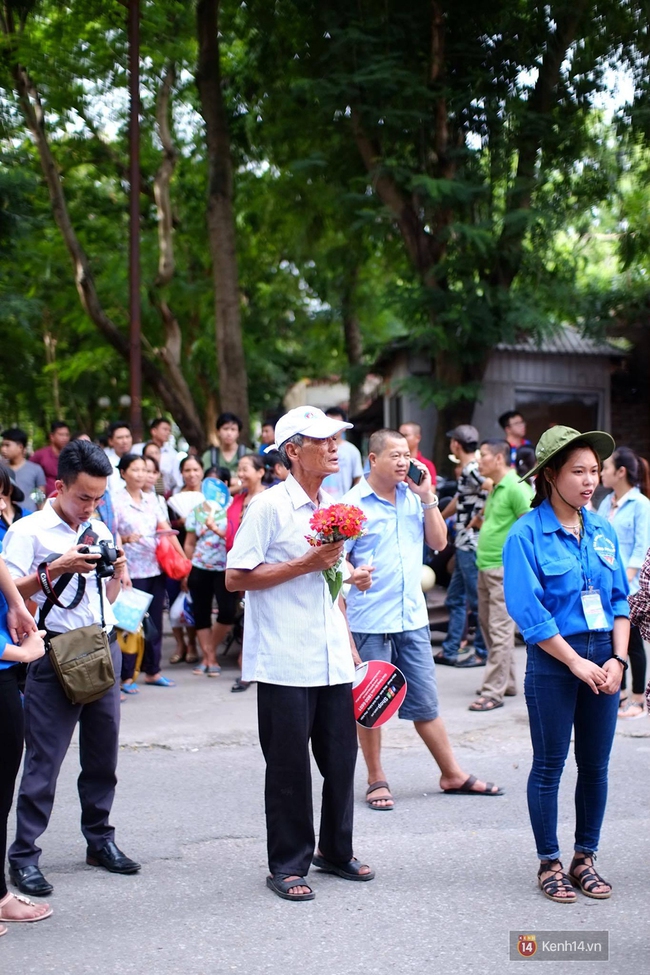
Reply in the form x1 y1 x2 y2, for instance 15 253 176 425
128 0 142 441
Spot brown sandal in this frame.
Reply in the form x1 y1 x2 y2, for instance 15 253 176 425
569 854 612 899
537 860 577 903
365 780 394 811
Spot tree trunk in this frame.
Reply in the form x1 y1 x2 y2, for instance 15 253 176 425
195 0 250 441
4 44 206 449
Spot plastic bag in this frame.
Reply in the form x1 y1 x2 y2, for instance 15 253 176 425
169 592 194 628
156 534 192 580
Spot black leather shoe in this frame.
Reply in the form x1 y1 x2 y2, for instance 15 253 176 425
86 840 141 874
9 865 53 897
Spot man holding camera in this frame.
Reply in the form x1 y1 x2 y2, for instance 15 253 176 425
2 440 140 897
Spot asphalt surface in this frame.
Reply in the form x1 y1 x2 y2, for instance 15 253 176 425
3 633 649 974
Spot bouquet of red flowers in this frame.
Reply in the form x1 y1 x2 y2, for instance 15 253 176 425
306 503 367 601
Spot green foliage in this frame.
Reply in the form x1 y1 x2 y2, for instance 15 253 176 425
2 0 650 434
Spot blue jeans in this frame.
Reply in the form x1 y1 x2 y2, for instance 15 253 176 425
441 548 486 658
524 631 619 860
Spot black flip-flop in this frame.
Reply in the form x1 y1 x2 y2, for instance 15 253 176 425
312 855 375 881
266 875 314 901
442 774 504 796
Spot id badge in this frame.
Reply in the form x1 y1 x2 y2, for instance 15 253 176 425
581 589 607 631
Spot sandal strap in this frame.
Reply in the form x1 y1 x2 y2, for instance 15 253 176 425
570 856 610 892
538 861 573 894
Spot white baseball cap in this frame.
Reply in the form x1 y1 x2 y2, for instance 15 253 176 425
273 406 352 448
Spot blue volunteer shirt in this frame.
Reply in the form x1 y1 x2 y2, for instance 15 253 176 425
343 478 429 634
503 499 629 646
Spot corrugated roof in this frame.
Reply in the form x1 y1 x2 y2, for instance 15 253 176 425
497 324 625 357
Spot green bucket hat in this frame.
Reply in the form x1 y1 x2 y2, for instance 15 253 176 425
524 426 615 482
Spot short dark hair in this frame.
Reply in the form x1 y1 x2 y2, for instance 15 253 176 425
2 427 27 448
498 410 523 430
325 406 348 422
179 454 203 474
50 420 70 434
142 441 160 458
57 440 113 485
216 412 242 431
149 417 171 430
263 448 286 472
368 429 407 455
117 452 144 475
107 421 132 439
480 438 510 462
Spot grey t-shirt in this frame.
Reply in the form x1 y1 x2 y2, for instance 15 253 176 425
14 460 46 512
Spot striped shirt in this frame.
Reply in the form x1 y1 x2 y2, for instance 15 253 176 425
226 474 354 687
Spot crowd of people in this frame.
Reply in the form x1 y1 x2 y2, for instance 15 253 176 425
0 401 649 922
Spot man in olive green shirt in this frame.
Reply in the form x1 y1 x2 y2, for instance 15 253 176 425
469 439 532 711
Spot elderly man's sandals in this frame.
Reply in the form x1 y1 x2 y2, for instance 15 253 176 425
266 874 314 902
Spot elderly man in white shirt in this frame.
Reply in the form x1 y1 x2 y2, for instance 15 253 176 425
226 406 374 902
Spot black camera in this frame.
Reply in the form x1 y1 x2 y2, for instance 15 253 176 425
79 541 118 578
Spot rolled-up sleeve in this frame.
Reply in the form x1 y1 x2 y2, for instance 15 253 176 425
2 529 35 580
609 533 630 618
503 530 560 644
226 498 276 570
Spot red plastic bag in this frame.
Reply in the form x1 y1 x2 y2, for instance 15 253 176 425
156 535 192 580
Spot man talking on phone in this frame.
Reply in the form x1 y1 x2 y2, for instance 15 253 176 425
2 439 139 897
343 430 504 810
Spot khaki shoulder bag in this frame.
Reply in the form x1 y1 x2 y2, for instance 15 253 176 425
37 559 115 706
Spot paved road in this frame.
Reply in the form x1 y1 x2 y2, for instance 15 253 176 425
3 638 649 974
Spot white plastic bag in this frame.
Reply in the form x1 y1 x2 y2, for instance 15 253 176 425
169 592 194 627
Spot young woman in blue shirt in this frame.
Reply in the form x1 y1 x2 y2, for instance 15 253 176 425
0 472 52 931
503 427 630 903
598 447 650 718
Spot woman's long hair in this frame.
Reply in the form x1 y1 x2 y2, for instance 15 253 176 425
611 446 650 497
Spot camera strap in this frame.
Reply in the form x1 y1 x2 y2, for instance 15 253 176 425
37 555 86 629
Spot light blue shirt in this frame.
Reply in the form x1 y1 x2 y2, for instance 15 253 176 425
597 487 650 596
343 478 428 634
503 499 629 646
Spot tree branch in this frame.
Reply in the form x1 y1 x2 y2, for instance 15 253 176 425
3 32 205 446
350 106 437 279
493 0 589 286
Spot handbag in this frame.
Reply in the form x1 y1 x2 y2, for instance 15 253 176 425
38 560 116 706
156 534 192 580
47 626 115 706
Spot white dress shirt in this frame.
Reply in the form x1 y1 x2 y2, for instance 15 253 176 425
226 474 354 687
2 500 116 632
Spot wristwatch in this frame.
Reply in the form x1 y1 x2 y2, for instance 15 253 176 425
421 496 439 510
611 653 629 672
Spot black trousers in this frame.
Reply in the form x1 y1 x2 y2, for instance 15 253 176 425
623 623 647 695
257 681 357 878
0 667 24 898
9 638 121 869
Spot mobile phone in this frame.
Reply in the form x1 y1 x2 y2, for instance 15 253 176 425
407 461 424 485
